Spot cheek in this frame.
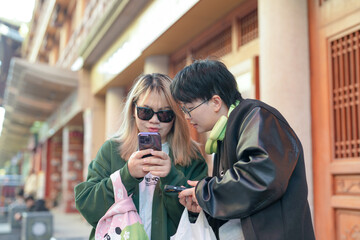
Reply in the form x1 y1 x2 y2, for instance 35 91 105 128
135 118 145 131
192 114 202 123
194 115 209 129
161 122 174 137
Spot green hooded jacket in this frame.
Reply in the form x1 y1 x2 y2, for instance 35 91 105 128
74 139 208 240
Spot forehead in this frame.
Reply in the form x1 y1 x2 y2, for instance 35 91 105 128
137 90 169 107
181 98 202 106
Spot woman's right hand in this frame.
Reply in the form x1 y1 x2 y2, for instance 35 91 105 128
127 149 153 178
178 180 202 213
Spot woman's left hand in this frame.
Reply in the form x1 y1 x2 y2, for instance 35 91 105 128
142 150 171 177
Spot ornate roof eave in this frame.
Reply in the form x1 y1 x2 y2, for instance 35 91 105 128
0 57 78 167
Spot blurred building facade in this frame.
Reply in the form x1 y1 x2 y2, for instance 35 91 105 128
0 0 359 239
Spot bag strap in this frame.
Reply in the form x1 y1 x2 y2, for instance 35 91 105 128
110 170 128 202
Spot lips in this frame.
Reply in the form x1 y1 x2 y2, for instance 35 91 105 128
148 128 159 132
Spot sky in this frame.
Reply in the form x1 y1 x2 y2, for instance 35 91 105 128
0 0 36 23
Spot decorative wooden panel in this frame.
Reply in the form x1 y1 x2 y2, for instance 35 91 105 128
331 30 360 160
193 26 232 60
237 9 258 47
334 175 360 195
335 210 360 240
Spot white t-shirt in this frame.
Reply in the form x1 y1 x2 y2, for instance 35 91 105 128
211 154 245 240
219 219 245 240
139 142 169 239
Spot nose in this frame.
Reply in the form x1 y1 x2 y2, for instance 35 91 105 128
149 113 160 123
184 113 191 120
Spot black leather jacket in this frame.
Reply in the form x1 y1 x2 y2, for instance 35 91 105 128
196 99 315 240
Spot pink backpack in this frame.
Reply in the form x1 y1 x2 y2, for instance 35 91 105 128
95 170 149 240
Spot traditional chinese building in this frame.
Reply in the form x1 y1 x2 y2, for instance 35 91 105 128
0 0 359 239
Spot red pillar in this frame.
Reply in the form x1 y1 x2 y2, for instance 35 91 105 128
62 126 84 213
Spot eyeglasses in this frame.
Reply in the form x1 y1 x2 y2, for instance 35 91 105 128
181 100 207 118
136 105 175 123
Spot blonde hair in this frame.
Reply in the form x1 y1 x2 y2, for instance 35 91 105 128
114 73 201 166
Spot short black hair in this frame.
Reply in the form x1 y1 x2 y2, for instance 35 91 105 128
25 195 34 202
170 59 242 108
34 199 48 211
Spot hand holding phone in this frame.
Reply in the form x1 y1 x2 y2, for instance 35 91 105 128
138 132 161 150
138 132 171 177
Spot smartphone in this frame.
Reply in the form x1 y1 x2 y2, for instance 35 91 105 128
164 185 188 192
138 132 161 157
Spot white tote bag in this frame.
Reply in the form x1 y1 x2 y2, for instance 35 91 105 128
171 210 217 240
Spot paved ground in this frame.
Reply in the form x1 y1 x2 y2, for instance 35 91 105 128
50 207 92 240
0 206 92 240
0 211 20 240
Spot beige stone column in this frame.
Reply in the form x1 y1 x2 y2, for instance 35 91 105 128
258 0 313 214
106 87 126 139
82 97 105 171
144 55 169 74
78 69 105 177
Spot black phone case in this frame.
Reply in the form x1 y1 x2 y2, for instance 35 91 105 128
164 185 188 192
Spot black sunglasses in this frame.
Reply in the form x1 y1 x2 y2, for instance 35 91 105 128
136 105 175 123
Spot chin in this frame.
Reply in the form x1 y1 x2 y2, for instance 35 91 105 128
195 127 206 133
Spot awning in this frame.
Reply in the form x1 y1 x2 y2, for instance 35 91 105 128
0 58 78 164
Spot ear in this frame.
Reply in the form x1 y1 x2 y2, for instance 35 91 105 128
210 95 223 112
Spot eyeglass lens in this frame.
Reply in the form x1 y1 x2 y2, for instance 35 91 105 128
181 100 207 117
136 106 175 123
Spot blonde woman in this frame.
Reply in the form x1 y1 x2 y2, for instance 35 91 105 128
75 73 208 240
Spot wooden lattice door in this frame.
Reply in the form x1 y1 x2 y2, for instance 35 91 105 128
329 29 360 240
